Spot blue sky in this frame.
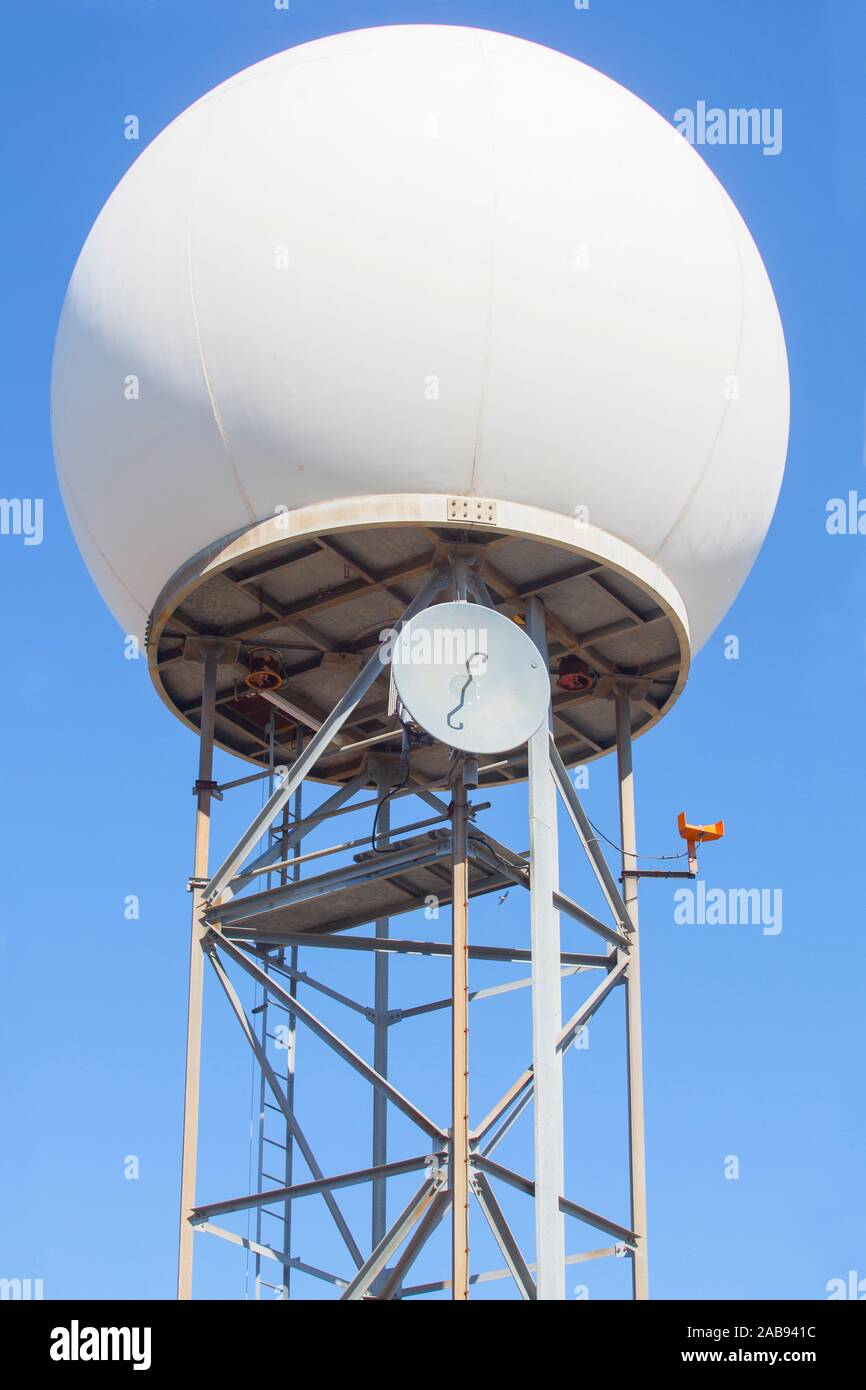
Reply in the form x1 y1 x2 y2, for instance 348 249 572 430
1 0 864 1301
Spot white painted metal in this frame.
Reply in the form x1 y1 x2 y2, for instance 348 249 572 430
176 645 218 1301
525 598 566 1299
146 495 693 771
615 691 650 1299
371 760 392 1259
392 602 550 754
52 25 788 653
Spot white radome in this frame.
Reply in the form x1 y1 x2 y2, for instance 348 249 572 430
51 24 788 654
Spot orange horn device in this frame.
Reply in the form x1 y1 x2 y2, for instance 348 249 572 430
677 812 725 874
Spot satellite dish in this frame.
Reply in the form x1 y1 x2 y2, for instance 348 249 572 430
392 602 551 754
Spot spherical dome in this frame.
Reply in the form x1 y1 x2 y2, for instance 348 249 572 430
51 24 788 654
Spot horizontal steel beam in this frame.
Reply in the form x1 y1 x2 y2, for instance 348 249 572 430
396 966 587 1022
192 1155 440 1223
224 929 607 969
398 1247 622 1298
211 837 452 929
233 805 474 888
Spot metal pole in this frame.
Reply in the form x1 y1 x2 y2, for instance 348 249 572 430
282 726 303 1296
177 645 219 1300
614 688 650 1300
253 717 276 1299
371 762 391 1256
253 985 269 1299
525 596 566 1300
451 773 470 1300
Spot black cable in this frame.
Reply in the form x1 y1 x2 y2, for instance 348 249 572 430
371 735 412 852
584 814 689 862
467 831 528 880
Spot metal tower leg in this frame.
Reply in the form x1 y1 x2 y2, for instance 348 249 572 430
176 572 650 1301
525 597 566 1300
177 643 219 1300
253 719 276 1299
451 774 470 1300
253 977 269 1298
281 728 304 1295
615 689 650 1300
371 761 391 1257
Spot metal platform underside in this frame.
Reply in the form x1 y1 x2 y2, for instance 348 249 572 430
208 829 521 942
151 520 686 785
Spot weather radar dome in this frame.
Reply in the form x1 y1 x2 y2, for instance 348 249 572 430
51 24 788 781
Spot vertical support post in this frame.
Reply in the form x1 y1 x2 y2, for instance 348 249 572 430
177 645 219 1300
371 763 391 1254
525 597 566 1301
615 688 650 1300
450 774 470 1300
281 725 303 1296
253 982 269 1298
254 716 276 1300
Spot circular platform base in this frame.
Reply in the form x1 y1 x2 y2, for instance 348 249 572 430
147 495 690 786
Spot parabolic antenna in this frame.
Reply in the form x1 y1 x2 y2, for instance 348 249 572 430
392 602 551 754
